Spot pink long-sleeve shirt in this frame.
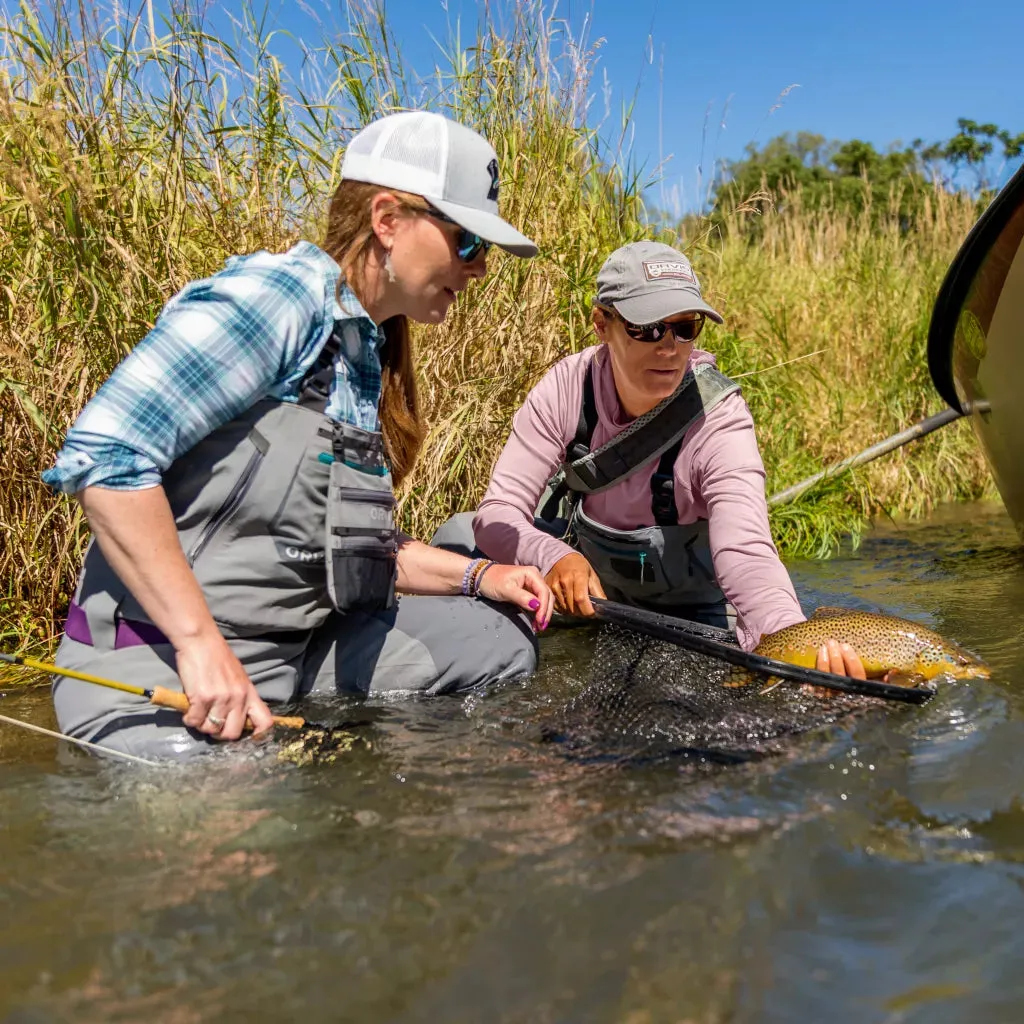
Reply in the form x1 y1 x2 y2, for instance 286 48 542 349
473 345 806 650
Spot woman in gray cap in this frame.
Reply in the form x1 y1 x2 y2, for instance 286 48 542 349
42 111 554 758
470 240 865 676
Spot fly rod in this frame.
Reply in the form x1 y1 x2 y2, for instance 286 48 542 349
766 407 965 507
0 711 161 767
0 651 307 729
591 599 934 705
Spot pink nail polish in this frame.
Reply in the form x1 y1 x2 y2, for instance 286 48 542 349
529 598 540 611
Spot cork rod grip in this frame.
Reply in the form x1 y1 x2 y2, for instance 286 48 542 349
151 686 190 712
149 686 305 731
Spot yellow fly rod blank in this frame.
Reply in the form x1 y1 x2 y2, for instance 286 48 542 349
0 651 306 730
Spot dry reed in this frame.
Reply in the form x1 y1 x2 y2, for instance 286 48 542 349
0 0 992 654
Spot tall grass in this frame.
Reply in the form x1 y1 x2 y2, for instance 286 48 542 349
0 0 992 653
700 184 991 556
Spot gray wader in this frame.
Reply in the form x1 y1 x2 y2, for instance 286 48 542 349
54 323 536 758
537 361 741 627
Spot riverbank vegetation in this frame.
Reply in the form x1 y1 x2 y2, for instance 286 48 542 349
711 121 1023 225
0 0 1001 651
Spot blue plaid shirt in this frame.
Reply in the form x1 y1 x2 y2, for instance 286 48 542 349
43 241 384 493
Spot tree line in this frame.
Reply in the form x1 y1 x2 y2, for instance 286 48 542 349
709 119 1023 227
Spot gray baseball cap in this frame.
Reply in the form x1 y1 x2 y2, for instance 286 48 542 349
341 111 537 257
595 240 723 325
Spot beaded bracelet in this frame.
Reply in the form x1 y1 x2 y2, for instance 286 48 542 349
469 559 495 597
473 560 496 596
460 558 487 596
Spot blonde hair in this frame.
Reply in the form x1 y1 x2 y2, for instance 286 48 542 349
321 180 428 487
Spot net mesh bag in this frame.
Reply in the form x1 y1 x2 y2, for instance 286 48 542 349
539 625 867 765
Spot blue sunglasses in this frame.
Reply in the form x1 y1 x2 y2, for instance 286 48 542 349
426 207 491 263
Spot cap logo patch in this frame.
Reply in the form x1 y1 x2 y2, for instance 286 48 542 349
642 259 694 283
486 158 500 201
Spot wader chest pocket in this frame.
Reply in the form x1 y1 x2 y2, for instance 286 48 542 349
187 439 266 566
609 555 657 584
575 530 673 599
327 463 398 613
270 441 333 551
329 534 396 612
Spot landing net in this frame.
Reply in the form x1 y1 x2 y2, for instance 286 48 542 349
541 625 875 765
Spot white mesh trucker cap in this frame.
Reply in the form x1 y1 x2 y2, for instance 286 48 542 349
341 111 538 257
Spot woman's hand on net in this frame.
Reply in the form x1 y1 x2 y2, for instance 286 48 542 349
174 631 275 740
543 552 607 617
477 563 555 632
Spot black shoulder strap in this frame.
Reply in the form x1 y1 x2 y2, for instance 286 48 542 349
650 438 683 526
569 360 599 460
298 322 342 411
537 360 598 523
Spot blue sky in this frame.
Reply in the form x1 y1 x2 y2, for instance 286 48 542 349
216 0 1024 214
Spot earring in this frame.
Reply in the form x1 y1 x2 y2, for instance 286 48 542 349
384 249 396 285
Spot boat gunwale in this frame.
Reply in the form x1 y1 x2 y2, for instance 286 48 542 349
927 162 1024 413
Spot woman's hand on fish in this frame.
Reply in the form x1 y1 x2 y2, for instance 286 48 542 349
544 552 608 617
808 639 867 695
477 564 555 631
175 632 275 740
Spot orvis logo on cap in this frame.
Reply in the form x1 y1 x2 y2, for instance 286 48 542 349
486 158 500 201
642 259 695 283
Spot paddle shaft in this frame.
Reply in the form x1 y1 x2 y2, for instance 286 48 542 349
591 599 934 705
0 652 306 729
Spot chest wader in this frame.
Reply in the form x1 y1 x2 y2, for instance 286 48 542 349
536 361 740 623
69 320 398 646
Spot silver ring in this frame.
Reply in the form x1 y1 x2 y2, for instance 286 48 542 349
206 712 225 729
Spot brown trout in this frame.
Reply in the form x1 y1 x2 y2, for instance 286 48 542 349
728 607 990 689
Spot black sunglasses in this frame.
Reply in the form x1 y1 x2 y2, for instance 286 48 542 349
605 308 706 343
426 207 491 263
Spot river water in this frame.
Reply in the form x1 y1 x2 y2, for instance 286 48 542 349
2 501 1024 1023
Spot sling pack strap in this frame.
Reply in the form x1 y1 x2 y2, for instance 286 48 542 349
561 361 739 496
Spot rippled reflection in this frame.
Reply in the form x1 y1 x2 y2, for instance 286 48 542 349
2 501 1023 1022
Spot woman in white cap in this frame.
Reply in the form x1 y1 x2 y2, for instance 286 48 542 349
42 111 555 757
469 240 867 678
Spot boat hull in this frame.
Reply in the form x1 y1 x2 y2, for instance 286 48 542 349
928 165 1024 537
